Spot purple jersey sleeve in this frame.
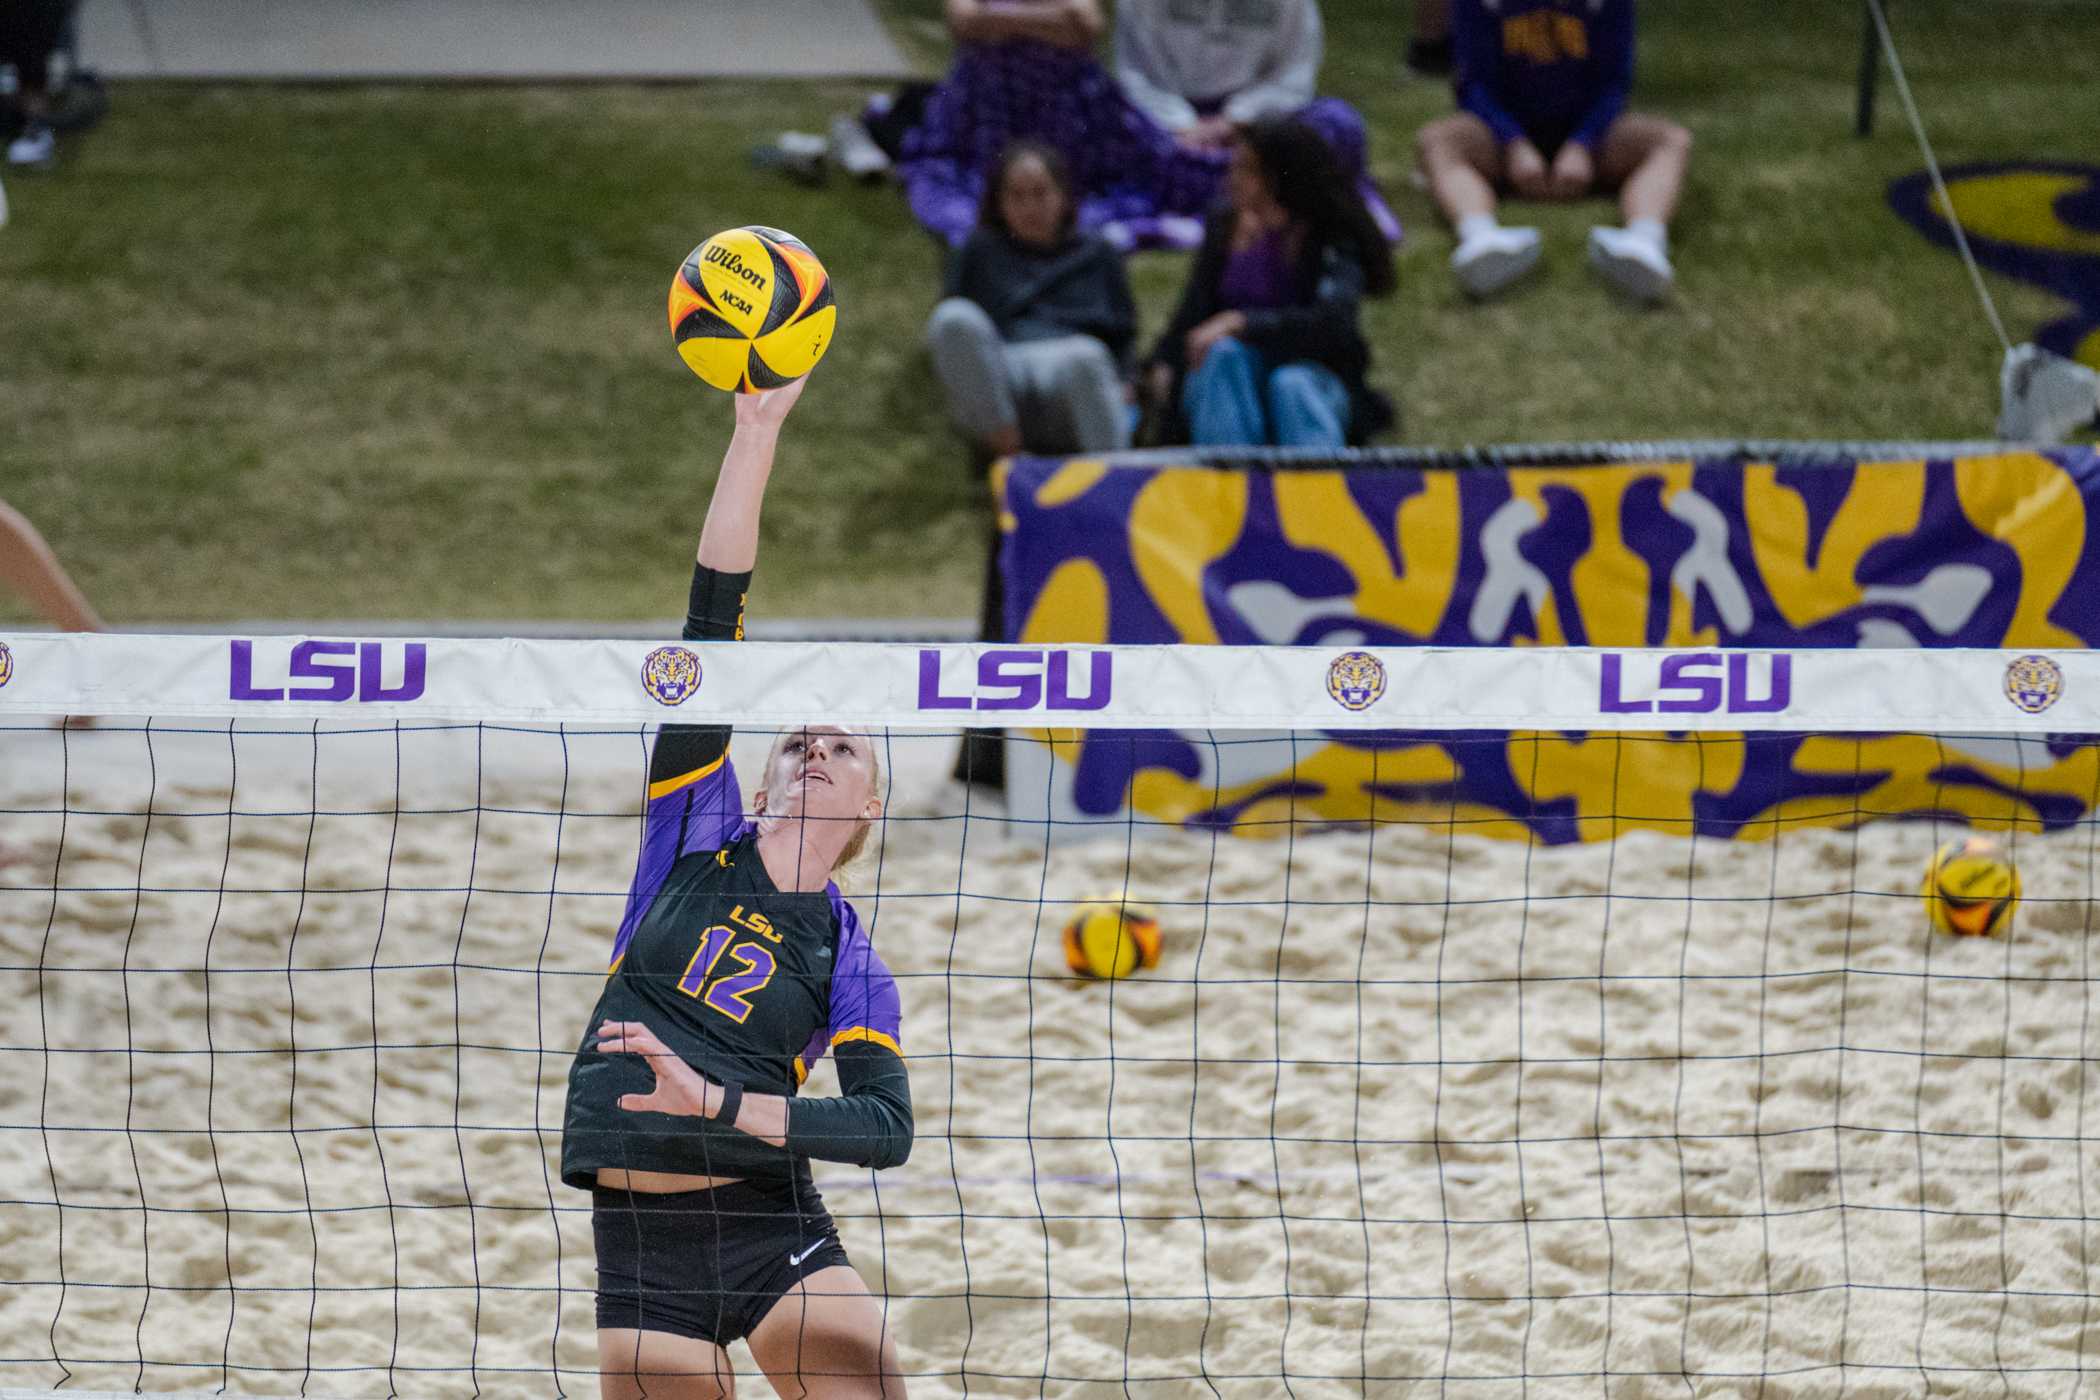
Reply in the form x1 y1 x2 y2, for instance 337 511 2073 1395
1454 0 1525 144
795 894 904 1081
1567 0 1633 151
605 751 748 972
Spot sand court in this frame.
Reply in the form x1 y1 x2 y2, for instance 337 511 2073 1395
1 718 2095 1396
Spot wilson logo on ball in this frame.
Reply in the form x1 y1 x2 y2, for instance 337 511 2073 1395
701 244 768 289
670 226 837 394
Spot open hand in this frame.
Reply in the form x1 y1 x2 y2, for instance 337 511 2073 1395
732 374 810 435
596 1019 718 1118
1184 310 1247 370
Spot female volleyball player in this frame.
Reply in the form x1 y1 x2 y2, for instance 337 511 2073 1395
560 375 913 1400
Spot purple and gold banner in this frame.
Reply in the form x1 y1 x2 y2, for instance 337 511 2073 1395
995 450 2100 842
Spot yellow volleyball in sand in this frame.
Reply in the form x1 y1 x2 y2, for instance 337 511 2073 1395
1921 835 2020 937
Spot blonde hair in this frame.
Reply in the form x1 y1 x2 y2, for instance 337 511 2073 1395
758 726 883 873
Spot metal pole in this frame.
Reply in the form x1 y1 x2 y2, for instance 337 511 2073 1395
1855 0 1882 136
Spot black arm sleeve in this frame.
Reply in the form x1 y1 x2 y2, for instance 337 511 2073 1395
782 1042 914 1170
646 563 751 786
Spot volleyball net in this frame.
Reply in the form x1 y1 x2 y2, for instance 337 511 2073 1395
1 633 2095 1397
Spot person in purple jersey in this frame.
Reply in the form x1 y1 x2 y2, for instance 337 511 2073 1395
1415 0 1692 302
561 375 912 1399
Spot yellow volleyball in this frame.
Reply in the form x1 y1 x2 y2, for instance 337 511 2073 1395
668 226 836 393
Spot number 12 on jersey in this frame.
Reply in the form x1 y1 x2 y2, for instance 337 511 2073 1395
676 924 778 1024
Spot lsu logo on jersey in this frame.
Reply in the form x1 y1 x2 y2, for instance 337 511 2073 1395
1500 8 1591 64
641 646 702 706
728 903 780 943
0 640 13 691
1890 162 2100 375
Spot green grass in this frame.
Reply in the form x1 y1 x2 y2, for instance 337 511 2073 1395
0 0 2091 624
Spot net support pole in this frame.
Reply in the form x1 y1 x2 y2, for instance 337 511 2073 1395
1854 0 1881 137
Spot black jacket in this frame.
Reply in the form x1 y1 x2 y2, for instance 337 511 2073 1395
1146 207 1392 445
946 228 1139 369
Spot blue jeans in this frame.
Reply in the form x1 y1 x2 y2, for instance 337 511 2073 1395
1181 337 1352 448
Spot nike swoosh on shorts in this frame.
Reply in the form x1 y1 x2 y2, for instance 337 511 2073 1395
788 1238 830 1267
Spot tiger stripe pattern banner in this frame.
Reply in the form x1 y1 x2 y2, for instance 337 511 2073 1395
994 449 2100 842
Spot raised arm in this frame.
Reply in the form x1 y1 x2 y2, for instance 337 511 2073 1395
646 378 809 792
696 377 806 572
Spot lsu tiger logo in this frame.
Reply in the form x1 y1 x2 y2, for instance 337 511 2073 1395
2004 654 2064 715
0 640 12 691
641 646 702 706
1326 650 1387 712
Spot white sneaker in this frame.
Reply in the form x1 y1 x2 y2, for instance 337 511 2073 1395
1451 224 1542 298
1588 224 1674 303
749 130 827 186
7 121 55 168
828 114 890 180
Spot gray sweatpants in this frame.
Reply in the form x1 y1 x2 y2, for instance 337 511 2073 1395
924 297 1129 454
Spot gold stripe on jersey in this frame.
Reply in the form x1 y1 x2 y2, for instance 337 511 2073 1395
793 1055 809 1085
647 753 726 801
831 1026 903 1058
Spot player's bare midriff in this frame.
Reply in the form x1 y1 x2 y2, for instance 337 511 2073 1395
596 1167 744 1193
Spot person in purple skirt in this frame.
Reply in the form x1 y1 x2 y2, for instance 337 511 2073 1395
897 0 1222 251
896 0 1397 252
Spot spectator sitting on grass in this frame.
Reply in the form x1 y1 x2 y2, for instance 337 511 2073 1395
0 0 72 167
925 140 1138 464
1113 0 1401 243
1142 117 1396 451
894 0 1228 251
1416 0 1691 302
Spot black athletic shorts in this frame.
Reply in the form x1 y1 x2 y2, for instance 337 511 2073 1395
592 1177 852 1346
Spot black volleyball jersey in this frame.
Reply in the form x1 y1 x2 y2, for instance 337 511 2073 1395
559 566 908 1189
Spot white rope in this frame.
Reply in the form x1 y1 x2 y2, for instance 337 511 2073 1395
1865 0 2014 352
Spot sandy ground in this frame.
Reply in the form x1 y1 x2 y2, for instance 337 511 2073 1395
0 718 2095 1398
